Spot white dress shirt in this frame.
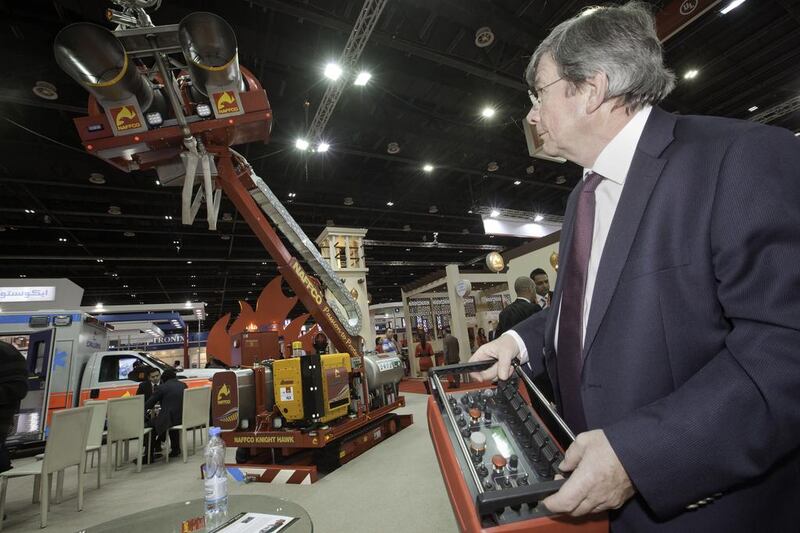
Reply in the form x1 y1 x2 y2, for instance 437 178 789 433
536 294 549 309
506 105 653 363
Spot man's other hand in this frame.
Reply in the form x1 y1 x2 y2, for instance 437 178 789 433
468 334 521 381
542 430 635 516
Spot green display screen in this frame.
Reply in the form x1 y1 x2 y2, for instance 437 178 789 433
490 426 512 458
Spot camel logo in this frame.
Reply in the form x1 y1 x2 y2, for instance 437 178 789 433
679 0 698 15
217 383 232 405
111 105 142 131
213 90 240 114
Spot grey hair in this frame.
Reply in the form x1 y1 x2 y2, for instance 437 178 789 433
525 2 675 113
513 276 536 296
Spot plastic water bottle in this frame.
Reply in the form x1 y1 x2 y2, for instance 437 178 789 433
204 427 228 529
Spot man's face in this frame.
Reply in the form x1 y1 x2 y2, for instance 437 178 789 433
533 274 550 296
149 371 160 385
526 54 587 160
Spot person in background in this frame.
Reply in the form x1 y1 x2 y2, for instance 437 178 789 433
471 2 800 529
487 320 496 341
0 341 28 475
414 331 434 373
496 277 543 337
475 328 488 347
145 368 186 459
313 332 329 355
374 337 383 353
443 326 461 387
382 328 399 354
135 367 161 403
529 267 553 309
173 360 184 372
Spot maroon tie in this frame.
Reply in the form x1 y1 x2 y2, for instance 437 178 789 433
557 172 604 433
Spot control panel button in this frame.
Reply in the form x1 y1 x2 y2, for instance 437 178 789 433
469 431 487 453
469 407 481 422
491 454 507 472
509 454 519 471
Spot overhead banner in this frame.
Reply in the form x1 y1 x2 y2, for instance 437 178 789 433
0 286 56 303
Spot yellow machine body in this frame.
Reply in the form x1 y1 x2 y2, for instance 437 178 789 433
273 357 305 421
320 353 351 423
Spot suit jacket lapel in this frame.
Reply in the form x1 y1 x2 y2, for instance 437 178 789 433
581 107 676 363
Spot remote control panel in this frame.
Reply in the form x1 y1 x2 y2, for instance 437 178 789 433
427 360 608 532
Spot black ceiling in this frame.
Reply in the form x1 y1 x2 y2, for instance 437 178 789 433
1 0 798 326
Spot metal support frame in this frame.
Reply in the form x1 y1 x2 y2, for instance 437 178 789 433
306 0 388 141
750 95 800 125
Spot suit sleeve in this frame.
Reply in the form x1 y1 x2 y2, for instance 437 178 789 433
604 127 800 518
506 309 549 376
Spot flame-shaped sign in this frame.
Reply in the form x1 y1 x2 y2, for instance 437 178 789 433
111 105 142 131
206 275 321 365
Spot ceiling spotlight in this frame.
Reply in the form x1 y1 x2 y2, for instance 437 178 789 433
295 138 310 150
107 205 121 215
720 0 746 14
534 214 544 222
58 237 67 242
526 165 535 175
24 209 36 214
89 173 106 184
481 107 496 118
386 201 394 207
324 63 343 81
467 209 473 214
405 248 411 252
422 164 434 172
220 234 230 240
316 142 330 153
490 209 500 218
795 132 800 137
96 259 104 263
429 205 438 214
164 215 173 220
343 197 354 206
94 302 103 309
513 180 521 186
748 105 759 112
487 161 499 172
555 175 567 184
354 71 371 86
683 69 699 80
155 179 161 186
186 260 192 264
32 81 58 100
288 192 296 198
403 224 411 231
387 142 400 154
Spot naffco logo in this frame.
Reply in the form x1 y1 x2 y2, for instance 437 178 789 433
680 0 699 15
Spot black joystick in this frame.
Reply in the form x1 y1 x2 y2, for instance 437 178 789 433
509 454 519 471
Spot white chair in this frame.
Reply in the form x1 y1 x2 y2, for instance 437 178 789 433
167 386 211 463
83 400 108 489
106 396 152 477
0 406 93 530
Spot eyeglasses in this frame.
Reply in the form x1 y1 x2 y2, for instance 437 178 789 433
528 77 564 109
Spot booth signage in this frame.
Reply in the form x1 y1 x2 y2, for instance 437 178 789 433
0 286 56 303
211 371 239 431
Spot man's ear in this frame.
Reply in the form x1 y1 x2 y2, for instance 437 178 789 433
584 71 608 114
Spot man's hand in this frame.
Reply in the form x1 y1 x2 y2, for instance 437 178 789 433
542 430 635 516
468 334 521 381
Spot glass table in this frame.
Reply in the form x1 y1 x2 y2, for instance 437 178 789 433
79 495 313 533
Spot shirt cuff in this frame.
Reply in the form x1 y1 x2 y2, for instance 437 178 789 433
501 331 528 365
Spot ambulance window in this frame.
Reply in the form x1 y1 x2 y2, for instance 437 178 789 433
99 355 139 382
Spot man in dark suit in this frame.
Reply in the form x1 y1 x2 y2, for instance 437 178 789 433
529 267 553 309
471 3 800 532
135 367 161 402
496 277 542 337
145 368 186 459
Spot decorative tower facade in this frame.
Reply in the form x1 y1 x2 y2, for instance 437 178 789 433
315 227 373 350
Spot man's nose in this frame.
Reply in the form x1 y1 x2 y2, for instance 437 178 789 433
526 106 540 125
